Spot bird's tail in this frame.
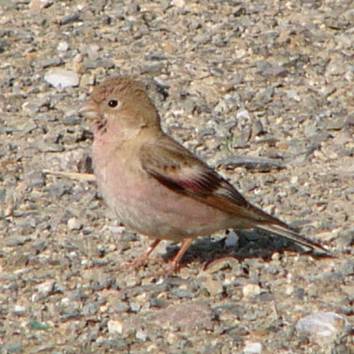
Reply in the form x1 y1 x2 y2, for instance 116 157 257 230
257 222 329 254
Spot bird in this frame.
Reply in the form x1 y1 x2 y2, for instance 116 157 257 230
79 76 328 273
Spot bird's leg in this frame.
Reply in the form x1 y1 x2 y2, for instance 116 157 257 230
129 239 161 269
166 238 193 274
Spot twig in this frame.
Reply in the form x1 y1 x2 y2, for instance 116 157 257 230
43 170 96 182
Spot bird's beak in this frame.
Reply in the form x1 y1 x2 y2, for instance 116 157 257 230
78 102 99 121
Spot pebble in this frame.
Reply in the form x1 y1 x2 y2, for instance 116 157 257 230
29 320 50 331
83 58 115 70
225 231 239 248
256 61 288 77
242 284 262 298
30 0 53 12
130 302 141 313
12 305 26 316
136 329 148 341
34 280 55 300
6 236 32 247
205 257 240 274
172 0 186 8
82 303 98 316
24 170 45 189
296 312 350 344
37 57 63 68
3 342 23 353
340 260 354 277
201 274 224 296
336 228 354 248
67 217 83 231
59 13 81 26
113 302 130 313
171 288 194 299
156 302 213 331
107 319 123 335
57 41 69 53
217 156 285 171
86 44 101 60
44 68 79 89
243 342 262 354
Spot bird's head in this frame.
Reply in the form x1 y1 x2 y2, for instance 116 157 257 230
79 76 161 141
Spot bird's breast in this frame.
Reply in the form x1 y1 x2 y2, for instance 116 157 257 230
92 142 235 240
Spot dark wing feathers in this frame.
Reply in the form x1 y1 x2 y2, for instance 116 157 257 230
140 135 287 226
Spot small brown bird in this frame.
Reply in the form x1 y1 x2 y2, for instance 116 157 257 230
80 76 327 273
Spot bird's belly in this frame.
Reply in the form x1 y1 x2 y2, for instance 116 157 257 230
114 197 230 241
95 160 232 241
113 196 228 240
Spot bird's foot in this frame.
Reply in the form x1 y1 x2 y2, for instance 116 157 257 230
126 256 149 270
124 239 162 270
163 260 181 276
160 238 193 276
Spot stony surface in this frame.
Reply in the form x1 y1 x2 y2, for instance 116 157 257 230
0 0 353 353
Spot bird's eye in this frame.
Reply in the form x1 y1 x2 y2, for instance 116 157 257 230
108 99 119 108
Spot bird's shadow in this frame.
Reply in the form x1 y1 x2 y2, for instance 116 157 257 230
161 229 331 269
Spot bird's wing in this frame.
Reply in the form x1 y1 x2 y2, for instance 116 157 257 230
140 135 285 225
139 134 328 253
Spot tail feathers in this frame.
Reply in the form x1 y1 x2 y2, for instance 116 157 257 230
257 223 329 254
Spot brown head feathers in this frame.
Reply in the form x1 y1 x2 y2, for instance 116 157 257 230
93 76 160 127
90 77 146 105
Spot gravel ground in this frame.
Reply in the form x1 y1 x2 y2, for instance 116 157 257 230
0 1 353 353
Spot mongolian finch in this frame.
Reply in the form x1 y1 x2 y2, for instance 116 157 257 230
79 77 327 272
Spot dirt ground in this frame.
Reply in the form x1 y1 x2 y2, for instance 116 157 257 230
0 1 353 353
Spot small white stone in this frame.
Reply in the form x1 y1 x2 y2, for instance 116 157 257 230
171 0 185 8
44 68 79 89
37 280 55 294
107 319 123 335
285 285 294 295
73 53 83 64
126 277 139 288
33 280 55 301
242 284 261 298
57 41 69 52
243 341 262 354
87 43 100 60
130 303 141 313
146 344 158 352
236 109 250 120
13 305 26 315
286 90 300 101
108 225 126 234
67 217 82 230
271 252 280 261
136 329 148 341
290 176 298 184
61 298 70 305
225 231 239 248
